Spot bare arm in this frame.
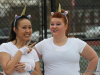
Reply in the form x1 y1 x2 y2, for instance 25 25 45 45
33 46 42 59
15 61 42 75
0 40 36 75
80 44 99 75
31 61 42 75
0 51 22 75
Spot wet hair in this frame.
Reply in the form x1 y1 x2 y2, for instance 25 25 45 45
7 15 31 42
51 9 70 37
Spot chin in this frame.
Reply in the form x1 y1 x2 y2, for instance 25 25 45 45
24 38 30 41
53 34 58 36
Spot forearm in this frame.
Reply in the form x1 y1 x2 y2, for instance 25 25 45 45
4 50 22 74
31 69 42 75
84 57 99 75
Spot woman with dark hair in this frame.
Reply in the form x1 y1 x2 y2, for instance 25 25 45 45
33 4 99 75
0 15 42 75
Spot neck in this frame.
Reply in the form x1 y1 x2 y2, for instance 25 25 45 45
12 39 26 48
53 36 68 46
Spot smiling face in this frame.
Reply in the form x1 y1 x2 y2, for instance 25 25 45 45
14 19 32 41
50 18 67 38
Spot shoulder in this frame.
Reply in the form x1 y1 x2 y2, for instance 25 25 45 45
0 42 12 54
0 42 11 47
35 37 53 55
42 37 52 42
68 37 79 42
31 49 37 54
68 38 86 53
68 37 84 42
36 37 52 45
31 49 38 57
68 37 86 45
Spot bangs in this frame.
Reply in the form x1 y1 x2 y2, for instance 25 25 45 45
51 12 64 18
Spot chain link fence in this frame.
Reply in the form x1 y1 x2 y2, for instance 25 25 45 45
0 0 43 44
0 0 100 75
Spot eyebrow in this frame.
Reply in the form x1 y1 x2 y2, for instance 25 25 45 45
58 23 61 24
22 25 32 26
57 21 61 23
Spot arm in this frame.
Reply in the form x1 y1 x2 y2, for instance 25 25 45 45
80 44 99 75
0 40 36 75
15 61 42 75
31 61 42 75
0 51 22 75
95 58 100 75
33 46 42 59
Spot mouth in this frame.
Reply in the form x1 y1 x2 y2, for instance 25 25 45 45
24 34 30 37
53 30 58 32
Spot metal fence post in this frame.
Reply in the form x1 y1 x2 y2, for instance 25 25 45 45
44 0 47 39
51 0 56 12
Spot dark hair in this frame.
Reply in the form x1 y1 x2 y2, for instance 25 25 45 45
7 15 31 42
51 9 70 37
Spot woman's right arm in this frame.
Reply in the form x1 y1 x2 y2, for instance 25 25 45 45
0 51 22 75
0 40 36 75
33 46 42 59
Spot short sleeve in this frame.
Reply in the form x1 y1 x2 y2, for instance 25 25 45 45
0 43 10 54
76 38 87 53
35 39 46 55
32 49 39 62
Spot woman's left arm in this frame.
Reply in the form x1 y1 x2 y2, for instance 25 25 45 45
80 44 99 75
15 61 42 75
31 61 42 75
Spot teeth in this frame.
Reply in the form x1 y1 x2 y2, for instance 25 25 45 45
25 35 29 36
53 30 57 32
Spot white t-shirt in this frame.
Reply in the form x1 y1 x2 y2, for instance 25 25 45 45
0 42 39 75
35 37 86 75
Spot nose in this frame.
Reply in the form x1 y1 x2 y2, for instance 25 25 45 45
26 28 30 32
53 24 57 28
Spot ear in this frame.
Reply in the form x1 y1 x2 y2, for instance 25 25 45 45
65 24 68 30
13 27 17 33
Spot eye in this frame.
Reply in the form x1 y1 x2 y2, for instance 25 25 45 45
51 23 54 25
23 27 26 29
56 23 61 25
29 27 32 29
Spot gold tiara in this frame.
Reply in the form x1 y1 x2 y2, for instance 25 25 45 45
58 3 61 12
21 6 26 16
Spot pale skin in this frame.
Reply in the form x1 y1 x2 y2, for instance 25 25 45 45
80 44 98 75
34 18 99 75
0 19 42 75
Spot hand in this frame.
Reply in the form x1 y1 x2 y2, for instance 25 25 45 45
26 40 36 54
15 62 32 73
15 62 26 73
19 39 36 54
